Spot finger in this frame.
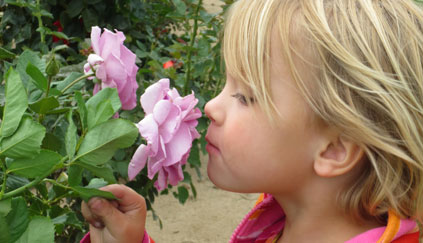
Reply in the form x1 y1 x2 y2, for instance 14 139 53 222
98 184 146 214
81 201 104 228
87 197 126 230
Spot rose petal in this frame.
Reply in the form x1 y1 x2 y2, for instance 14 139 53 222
99 28 121 60
163 123 192 166
138 114 159 155
153 100 172 125
128 144 150 180
154 169 167 191
140 79 170 114
91 26 101 55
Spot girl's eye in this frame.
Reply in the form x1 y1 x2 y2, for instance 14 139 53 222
231 93 254 105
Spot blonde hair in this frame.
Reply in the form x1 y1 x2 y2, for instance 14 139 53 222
223 0 423 223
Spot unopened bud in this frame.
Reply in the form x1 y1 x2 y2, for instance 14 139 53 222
46 55 60 77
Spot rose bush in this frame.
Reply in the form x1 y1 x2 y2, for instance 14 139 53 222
0 0 231 242
129 79 201 191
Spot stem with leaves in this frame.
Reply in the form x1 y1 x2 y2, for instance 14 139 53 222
183 0 203 95
61 73 94 94
1 156 68 200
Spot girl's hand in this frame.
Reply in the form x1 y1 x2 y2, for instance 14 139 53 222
81 184 147 243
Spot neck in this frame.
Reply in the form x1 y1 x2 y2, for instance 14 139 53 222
273 179 383 243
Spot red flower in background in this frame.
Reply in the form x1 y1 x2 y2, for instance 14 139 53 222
163 60 175 69
52 20 69 45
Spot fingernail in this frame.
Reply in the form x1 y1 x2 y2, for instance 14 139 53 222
93 221 105 228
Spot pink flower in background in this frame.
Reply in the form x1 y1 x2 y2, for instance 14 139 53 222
84 26 138 110
128 79 202 191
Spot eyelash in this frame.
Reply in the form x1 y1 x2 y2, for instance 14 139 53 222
231 93 255 105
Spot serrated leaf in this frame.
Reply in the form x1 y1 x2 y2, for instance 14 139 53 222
71 186 117 202
26 63 48 91
65 111 77 160
6 197 29 243
0 68 28 138
15 216 54 243
7 149 62 178
74 119 138 165
0 117 46 159
29 96 59 114
74 161 116 183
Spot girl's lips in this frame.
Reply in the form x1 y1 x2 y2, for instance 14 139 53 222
205 137 220 154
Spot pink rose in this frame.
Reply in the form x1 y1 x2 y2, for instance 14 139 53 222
128 79 202 191
84 26 138 110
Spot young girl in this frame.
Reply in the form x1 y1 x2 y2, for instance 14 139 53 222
81 0 423 242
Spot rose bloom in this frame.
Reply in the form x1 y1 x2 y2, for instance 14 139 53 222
84 26 138 110
128 79 201 191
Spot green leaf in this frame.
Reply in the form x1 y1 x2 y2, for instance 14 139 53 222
74 119 138 165
188 141 201 167
6 197 29 243
65 111 77 160
15 216 54 243
177 186 189 204
26 63 48 91
70 186 117 202
87 100 115 130
7 149 62 178
0 198 11 216
86 87 121 114
74 161 116 184
86 178 108 189
0 47 16 60
67 164 83 187
41 133 62 152
66 0 84 18
0 215 11 243
75 91 88 131
50 31 69 40
0 68 28 138
16 50 46 88
0 117 46 159
29 96 60 114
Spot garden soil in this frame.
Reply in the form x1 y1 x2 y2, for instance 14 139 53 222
145 2 259 242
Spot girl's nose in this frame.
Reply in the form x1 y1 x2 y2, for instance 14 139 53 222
204 94 224 125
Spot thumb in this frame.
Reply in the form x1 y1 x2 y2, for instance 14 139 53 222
88 197 124 230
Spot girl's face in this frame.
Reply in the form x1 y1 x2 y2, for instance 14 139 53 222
204 39 325 196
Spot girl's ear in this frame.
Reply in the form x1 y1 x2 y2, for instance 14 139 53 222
314 135 365 177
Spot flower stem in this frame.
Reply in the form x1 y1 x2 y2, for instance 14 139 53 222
0 158 7 200
184 0 203 95
61 73 93 94
46 75 52 97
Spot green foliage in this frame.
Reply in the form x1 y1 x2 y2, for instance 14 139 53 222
0 0 231 241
